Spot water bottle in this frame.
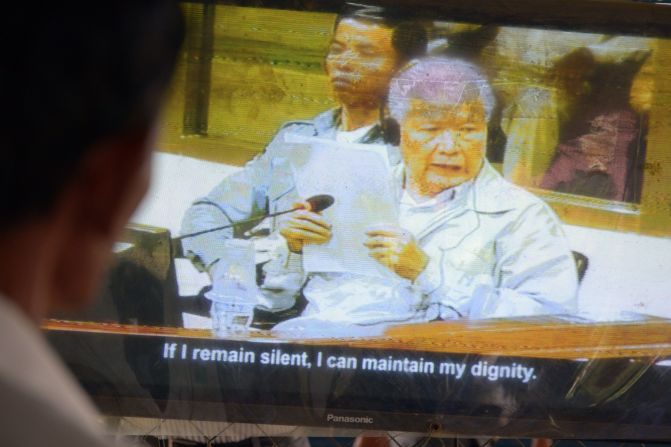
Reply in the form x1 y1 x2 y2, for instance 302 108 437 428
206 239 259 336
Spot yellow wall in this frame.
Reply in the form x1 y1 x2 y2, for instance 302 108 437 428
158 4 336 166
157 3 671 236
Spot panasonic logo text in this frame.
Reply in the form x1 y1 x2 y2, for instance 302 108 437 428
326 414 374 424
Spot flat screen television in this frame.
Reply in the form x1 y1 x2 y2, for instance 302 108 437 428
46 0 671 439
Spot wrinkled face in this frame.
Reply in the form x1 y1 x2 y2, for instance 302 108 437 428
401 98 487 197
325 18 399 106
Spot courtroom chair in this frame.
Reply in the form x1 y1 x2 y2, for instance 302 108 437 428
50 224 179 327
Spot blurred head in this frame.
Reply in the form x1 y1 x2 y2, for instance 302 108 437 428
578 110 637 172
389 58 495 197
326 13 426 108
0 2 183 314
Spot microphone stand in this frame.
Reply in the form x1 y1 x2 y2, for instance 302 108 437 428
171 194 334 258
171 210 294 258
174 207 300 242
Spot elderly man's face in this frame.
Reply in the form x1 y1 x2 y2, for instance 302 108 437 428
326 18 398 106
401 98 487 197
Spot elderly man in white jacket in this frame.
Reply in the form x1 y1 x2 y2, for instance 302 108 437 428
275 57 578 335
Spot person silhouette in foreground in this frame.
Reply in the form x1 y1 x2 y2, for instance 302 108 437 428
0 3 183 446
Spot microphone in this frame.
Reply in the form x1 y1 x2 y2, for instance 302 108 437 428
305 194 334 213
175 194 335 241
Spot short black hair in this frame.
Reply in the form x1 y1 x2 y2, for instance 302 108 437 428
336 4 428 66
0 2 184 228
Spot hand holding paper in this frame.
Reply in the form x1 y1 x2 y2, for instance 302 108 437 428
365 224 429 281
288 135 400 278
279 201 332 253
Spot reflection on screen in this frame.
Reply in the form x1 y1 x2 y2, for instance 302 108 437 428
44 2 671 437
140 4 665 334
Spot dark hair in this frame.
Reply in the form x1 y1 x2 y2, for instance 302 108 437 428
390 21 430 67
335 4 427 144
0 2 184 227
336 4 428 67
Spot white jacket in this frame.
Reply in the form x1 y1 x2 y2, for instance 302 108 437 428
0 297 120 447
412 161 578 320
271 161 578 336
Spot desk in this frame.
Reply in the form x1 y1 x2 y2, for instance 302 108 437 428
43 316 671 360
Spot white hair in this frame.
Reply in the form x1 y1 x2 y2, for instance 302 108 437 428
388 57 496 123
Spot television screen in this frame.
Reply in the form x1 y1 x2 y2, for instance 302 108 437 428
46 0 671 439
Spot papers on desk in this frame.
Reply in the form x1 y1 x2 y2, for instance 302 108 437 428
554 309 652 323
284 133 399 279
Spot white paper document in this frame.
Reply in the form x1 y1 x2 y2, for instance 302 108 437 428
288 137 399 278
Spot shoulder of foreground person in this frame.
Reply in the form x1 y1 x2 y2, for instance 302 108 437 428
0 376 127 446
0 297 125 446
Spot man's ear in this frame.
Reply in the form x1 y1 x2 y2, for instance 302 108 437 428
50 125 154 310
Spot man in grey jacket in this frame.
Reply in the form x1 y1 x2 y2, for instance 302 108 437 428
180 10 427 293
